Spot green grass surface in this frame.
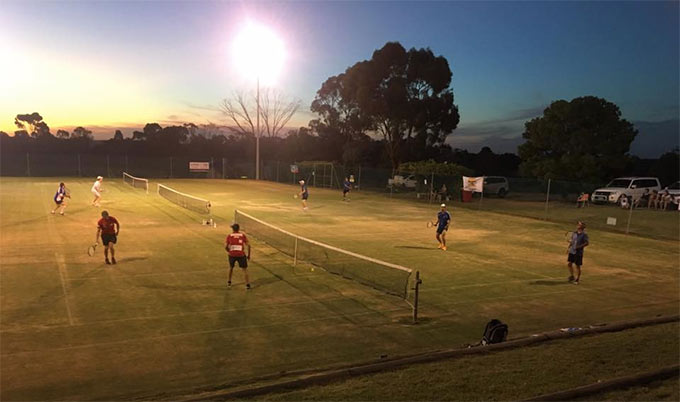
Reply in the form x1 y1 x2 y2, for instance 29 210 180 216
1 177 678 400
253 322 680 401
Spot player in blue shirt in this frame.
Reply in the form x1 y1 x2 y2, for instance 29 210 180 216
299 180 309 211
51 182 70 215
567 221 590 285
342 177 351 201
435 204 451 250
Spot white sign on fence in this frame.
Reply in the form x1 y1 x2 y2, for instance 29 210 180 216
606 217 617 226
189 162 210 172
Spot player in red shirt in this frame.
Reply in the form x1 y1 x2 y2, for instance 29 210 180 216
96 210 120 265
225 223 251 289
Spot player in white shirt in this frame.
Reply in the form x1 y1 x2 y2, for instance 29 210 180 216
91 176 103 206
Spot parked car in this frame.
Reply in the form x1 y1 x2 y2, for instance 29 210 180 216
387 175 418 188
591 177 661 205
483 176 509 197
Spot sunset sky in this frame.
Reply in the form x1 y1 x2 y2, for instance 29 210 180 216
1 1 678 156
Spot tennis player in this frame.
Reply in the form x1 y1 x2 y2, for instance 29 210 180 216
342 177 351 201
299 180 309 211
96 210 120 265
435 203 451 251
51 182 70 215
567 221 589 285
225 223 251 290
91 176 103 206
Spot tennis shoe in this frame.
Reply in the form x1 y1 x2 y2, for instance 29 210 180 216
246 284 252 290
437 243 442 249
111 257 116 265
227 281 232 288
442 246 447 251
105 259 111 265
568 276 574 282
572 280 579 285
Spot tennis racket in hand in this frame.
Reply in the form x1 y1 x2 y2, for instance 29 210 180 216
427 221 437 228
87 243 98 257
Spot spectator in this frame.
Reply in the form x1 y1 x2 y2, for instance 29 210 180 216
660 190 672 210
648 190 659 209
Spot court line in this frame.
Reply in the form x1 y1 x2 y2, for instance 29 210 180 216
40 184 75 326
55 253 75 326
0 305 410 357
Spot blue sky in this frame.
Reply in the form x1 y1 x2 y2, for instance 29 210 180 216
1 0 678 156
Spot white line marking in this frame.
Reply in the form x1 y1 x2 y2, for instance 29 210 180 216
55 253 75 326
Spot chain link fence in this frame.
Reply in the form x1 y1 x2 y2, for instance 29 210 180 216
2 152 677 240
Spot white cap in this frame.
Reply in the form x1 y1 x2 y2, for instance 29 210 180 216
441 203 446 207
97 176 103 180
299 180 304 184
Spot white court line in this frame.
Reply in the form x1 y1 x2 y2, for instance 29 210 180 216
40 184 75 326
1 305 410 357
55 253 75 326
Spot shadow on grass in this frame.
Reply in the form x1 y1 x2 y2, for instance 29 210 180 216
529 279 571 286
394 245 435 250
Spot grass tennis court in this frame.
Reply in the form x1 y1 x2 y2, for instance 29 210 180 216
1 177 678 400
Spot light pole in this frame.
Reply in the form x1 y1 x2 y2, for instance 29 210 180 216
232 22 285 181
256 77 260 180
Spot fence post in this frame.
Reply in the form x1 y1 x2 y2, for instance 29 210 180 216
77 154 81 177
625 199 634 234
357 166 361 192
412 271 422 324
429 171 434 204
544 178 551 220
26 153 31 176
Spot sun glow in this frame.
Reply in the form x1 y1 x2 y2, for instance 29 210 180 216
231 22 286 86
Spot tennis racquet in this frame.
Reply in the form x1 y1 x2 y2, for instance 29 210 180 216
87 243 97 256
427 221 436 228
564 231 574 243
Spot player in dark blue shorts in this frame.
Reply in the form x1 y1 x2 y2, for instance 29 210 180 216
342 177 351 201
51 182 70 215
567 221 589 284
299 180 309 211
435 204 451 251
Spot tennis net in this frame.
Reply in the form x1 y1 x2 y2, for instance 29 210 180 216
158 184 211 214
234 209 413 299
123 172 149 193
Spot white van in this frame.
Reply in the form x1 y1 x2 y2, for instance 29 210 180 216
591 177 661 205
483 176 510 197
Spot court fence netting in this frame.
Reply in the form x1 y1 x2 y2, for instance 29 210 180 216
158 183 211 215
234 209 422 321
123 172 149 193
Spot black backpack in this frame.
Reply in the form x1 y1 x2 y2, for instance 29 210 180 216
481 319 508 345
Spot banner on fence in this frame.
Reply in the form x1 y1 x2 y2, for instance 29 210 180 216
290 164 299 174
463 176 484 192
189 162 210 172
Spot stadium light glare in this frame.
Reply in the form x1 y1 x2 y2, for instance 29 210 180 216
232 22 286 86
231 21 286 180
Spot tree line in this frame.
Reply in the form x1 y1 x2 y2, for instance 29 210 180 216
2 42 677 184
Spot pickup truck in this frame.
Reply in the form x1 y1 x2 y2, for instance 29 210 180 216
387 175 418 188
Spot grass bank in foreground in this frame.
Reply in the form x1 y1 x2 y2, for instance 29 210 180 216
250 322 679 401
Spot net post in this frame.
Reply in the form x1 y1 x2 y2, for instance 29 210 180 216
412 270 422 324
293 237 298 267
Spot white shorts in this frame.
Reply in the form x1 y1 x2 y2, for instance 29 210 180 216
92 189 101 198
